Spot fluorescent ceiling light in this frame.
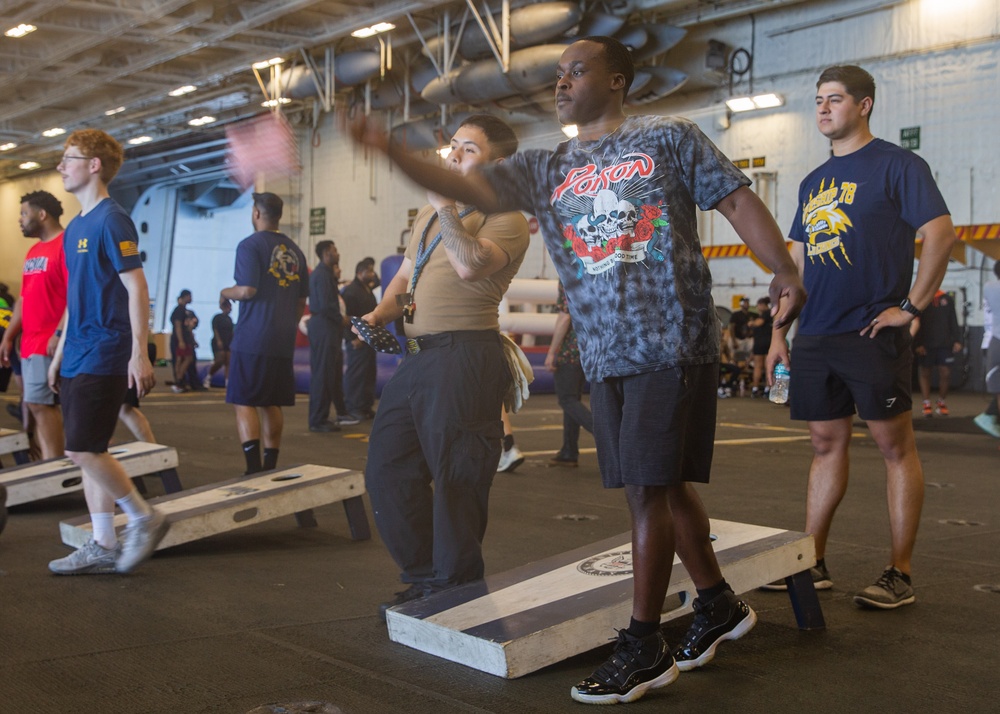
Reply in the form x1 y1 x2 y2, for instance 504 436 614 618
19 161 40 170
5 24 36 38
105 106 126 116
752 93 784 109
725 97 757 113
252 57 284 69
726 93 784 113
436 146 452 159
188 116 216 126
352 22 395 38
42 127 66 137
0 142 17 151
561 125 579 138
261 98 291 108
168 85 197 97
128 136 152 145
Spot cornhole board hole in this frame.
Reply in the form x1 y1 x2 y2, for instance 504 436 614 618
60 464 370 550
386 519 824 678
0 441 182 508
0 428 31 467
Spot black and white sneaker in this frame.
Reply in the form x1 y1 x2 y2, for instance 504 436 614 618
571 630 679 705
672 590 757 672
759 561 833 591
853 566 915 609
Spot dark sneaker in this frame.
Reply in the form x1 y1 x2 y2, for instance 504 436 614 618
336 414 361 426
853 566 915 609
49 539 120 575
672 590 757 672
571 630 678 705
309 422 341 433
759 561 833 591
379 583 428 621
116 509 170 573
548 453 578 468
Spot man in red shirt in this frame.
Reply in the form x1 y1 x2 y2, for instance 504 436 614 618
0 191 68 459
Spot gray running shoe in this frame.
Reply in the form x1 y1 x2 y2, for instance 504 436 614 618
116 509 170 573
759 561 833 591
853 566 915 609
49 539 120 575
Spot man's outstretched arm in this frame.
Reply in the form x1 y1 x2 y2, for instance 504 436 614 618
345 112 502 212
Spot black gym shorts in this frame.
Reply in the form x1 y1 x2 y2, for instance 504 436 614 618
591 363 717 489
60 373 129 453
789 328 913 422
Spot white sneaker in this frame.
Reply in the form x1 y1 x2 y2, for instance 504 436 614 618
171 384 184 393
116 509 170 573
202 374 212 389
497 445 525 473
49 539 120 575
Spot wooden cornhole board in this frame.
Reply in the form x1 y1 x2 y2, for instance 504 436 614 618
0 441 182 507
0 428 31 467
59 464 370 550
386 519 824 679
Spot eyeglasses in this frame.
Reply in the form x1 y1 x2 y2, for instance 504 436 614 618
59 155 90 163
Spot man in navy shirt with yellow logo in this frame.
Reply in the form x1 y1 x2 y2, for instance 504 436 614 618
768 66 957 609
48 129 166 575
222 192 309 475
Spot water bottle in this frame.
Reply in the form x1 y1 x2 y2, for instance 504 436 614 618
770 362 790 404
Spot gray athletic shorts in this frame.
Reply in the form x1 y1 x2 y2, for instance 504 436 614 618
22 354 58 406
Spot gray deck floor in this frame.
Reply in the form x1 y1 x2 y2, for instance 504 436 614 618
1 369 997 713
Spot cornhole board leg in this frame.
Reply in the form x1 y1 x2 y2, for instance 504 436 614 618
294 509 317 528
0 429 31 470
785 570 826 630
342 496 371 541
1 442 179 507
386 519 822 678
133 466 183 496
59 464 368 550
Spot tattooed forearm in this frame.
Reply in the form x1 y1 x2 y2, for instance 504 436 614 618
438 205 492 275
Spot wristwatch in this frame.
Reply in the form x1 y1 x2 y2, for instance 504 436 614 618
899 298 921 317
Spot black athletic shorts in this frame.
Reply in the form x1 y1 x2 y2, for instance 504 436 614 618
226 350 296 407
916 347 956 368
789 328 912 422
123 384 140 409
591 363 717 488
61 373 128 453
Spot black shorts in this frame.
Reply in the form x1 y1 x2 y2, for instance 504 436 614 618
591 363 717 488
61 373 128 453
916 347 956 368
789 329 912 422
226 350 296 407
123 384 140 409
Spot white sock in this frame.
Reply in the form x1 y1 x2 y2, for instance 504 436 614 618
116 489 153 521
91 513 117 549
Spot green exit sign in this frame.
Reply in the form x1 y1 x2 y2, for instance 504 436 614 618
900 126 920 150
309 207 326 235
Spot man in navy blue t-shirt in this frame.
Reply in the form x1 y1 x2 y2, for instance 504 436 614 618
222 192 309 475
768 65 957 609
47 129 168 576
